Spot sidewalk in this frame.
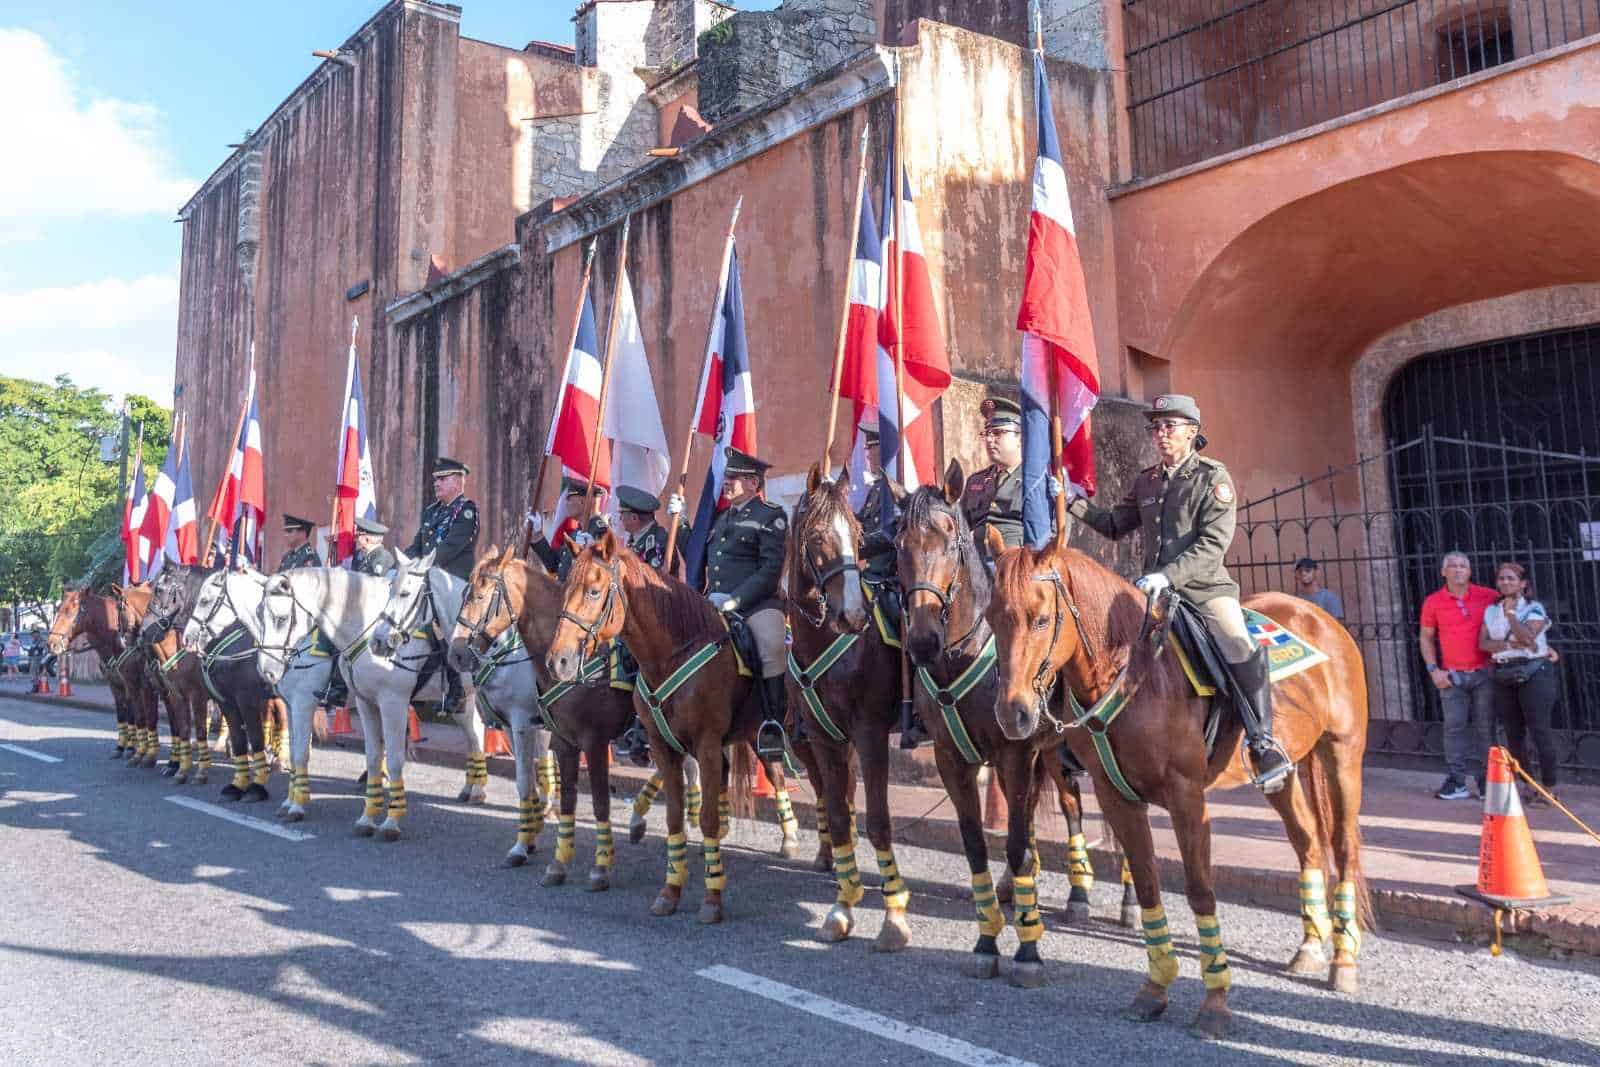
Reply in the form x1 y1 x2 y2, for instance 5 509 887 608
14 679 1599 955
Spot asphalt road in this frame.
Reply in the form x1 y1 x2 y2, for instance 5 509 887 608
1 697 1596 1066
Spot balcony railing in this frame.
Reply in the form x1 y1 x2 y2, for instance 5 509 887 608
1123 0 1599 179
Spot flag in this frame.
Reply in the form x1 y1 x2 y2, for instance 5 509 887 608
544 286 611 491
838 173 883 506
683 244 755 589
331 322 378 566
600 265 670 497
876 139 950 490
206 361 266 564
1017 50 1101 549
121 438 147 584
163 431 199 567
138 431 181 580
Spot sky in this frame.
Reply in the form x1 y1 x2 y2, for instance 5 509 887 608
0 1 780 407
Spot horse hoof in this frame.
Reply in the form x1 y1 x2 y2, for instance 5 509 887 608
161 764 178 778
1286 944 1328 976
1062 899 1092 927
817 905 853 943
282 809 305 824
192 772 208 786
502 850 528 869
1009 961 1047 989
1190 1005 1232 1041
455 787 471 803
1124 986 1169 1022
629 819 646 845
218 786 243 803
964 953 1001 980
811 847 833 873
586 870 611 893
542 865 568 888
353 822 376 838
468 792 488 806
142 755 159 769
1120 903 1142 929
650 892 679 917
872 911 912 954
697 901 724 925
174 773 189 786
242 785 269 803
778 836 801 861
995 872 1014 905
1328 963 1359 995
379 825 401 843
110 748 125 759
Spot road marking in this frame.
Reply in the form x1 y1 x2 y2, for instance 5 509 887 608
164 796 317 841
0 743 62 763
697 965 1042 1067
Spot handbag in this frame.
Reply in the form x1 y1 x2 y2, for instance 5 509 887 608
1493 658 1544 687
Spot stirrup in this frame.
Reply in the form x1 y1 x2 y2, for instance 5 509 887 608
898 700 931 750
1249 740 1294 794
755 718 787 760
618 725 652 768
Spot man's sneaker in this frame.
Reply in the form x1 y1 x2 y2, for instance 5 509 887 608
1435 778 1471 800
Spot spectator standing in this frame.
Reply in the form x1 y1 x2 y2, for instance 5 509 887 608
3 635 21 677
1293 558 1344 621
1418 551 1498 800
1480 561 1562 805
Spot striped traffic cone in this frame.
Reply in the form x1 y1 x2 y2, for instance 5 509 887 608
484 727 512 756
1458 747 1571 916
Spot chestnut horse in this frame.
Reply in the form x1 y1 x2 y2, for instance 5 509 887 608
117 583 196 777
893 467 1098 987
546 533 763 925
48 587 162 766
987 536 1371 1040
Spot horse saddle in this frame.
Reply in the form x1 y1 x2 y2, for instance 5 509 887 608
1163 596 1242 758
410 634 449 703
722 614 761 684
861 578 903 649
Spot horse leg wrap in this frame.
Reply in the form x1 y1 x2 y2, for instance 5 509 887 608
632 774 662 818
684 784 703 826
466 754 488 788
1067 833 1095 894
814 803 829 838
703 837 725 892
262 717 275 759
291 764 311 807
875 848 911 911
198 738 212 771
385 778 407 821
1012 872 1043 945
970 871 1006 938
537 753 558 799
774 789 798 841
1331 880 1362 958
594 820 615 870
517 795 545 847
230 755 250 792
116 723 129 750
1300 868 1333 942
363 781 385 820
250 751 270 787
833 846 865 907
1141 905 1180 988
1195 913 1232 991
174 739 191 774
717 796 731 839
555 814 576 866
665 832 688 888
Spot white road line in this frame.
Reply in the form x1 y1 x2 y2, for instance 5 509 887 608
0 743 62 764
697 965 1042 1067
164 796 317 842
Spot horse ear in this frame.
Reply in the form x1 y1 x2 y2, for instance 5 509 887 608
597 528 621 560
886 477 908 507
984 526 1008 561
943 460 966 505
497 542 515 566
395 548 411 570
807 462 823 493
109 583 124 598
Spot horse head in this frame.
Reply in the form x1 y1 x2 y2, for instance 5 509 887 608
448 544 519 672
544 530 627 682
790 464 867 634
374 548 436 656
140 567 188 648
256 571 307 686
181 567 260 650
46 588 85 655
895 460 988 667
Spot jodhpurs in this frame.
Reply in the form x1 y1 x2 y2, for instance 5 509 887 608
744 607 787 680
1196 596 1256 664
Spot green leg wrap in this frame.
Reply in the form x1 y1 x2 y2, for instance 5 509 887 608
1332 880 1362 958
198 736 212 770
1067 832 1094 893
833 846 865 906
875 848 910 911
633 774 662 818
250 750 270 787
703 836 725 892
665 831 688 888
1300 867 1333 942
594 819 615 869
291 763 311 807
116 724 129 749
555 813 576 865
971 871 1005 938
537 754 558 799
1141 905 1180 988
230 754 250 791
1196 913 1231 991
1012 872 1043 944
173 739 190 773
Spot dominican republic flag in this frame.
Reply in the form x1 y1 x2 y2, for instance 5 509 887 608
544 284 611 493
331 320 378 566
121 438 148 584
137 428 182 581
206 361 266 565
162 429 199 567
875 140 950 492
683 243 755 590
600 264 670 498
1017 49 1101 549
837 170 883 510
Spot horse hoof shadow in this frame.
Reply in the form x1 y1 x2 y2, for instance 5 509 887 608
542 865 568 888
501 851 528 869
1008 961 1047 989
218 786 243 803
1061 900 1092 927
1190 1006 1231 1041
353 823 376 838
379 826 401 842
242 785 269 803
963 953 1000 979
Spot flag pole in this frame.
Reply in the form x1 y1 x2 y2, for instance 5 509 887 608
583 216 632 524
523 239 599 558
892 59 910 487
664 196 743 568
201 346 254 566
820 125 872 477
126 423 146 583
331 317 358 559
1030 3 1069 545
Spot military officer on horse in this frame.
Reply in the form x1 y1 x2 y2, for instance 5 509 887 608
1067 393 1293 792
405 457 480 714
963 396 1026 559
615 485 686 574
351 516 396 577
277 515 322 572
526 476 611 581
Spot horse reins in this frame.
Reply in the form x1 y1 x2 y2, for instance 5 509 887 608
559 556 623 667
901 506 989 658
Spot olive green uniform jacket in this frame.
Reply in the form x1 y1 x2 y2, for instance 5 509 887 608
705 497 787 613
962 463 1024 559
276 542 322 573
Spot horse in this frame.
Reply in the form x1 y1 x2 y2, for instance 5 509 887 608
47 587 162 766
115 581 191 776
893 466 1098 987
448 544 644 887
546 533 771 925
140 565 219 785
985 532 1372 1039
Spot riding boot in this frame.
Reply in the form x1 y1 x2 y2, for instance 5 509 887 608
755 676 788 760
442 663 465 717
897 666 931 750
617 714 652 768
1228 647 1293 793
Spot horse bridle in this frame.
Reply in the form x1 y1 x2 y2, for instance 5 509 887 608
376 566 437 656
454 565 514 657
1026 569 1164 734
794 503 862 630
901 506 987 657
558 557 623 666
256 576 322 672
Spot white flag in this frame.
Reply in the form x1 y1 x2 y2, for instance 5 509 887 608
601 266 670 495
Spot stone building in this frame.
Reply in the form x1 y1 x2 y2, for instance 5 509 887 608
173 0 1600 774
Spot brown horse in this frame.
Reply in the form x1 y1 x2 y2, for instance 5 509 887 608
893 467 1098 987
546 533 765 925
448 544 638 888
117 583 196 777
986 534 1372 1039
141 565 218 785
48 587 162 766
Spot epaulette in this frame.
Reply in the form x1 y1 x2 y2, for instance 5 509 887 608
1196 457 1228 474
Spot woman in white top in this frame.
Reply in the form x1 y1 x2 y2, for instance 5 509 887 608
1479 561 1561 800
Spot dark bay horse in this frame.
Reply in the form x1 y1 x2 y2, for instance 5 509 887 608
449 545 638 889
142 565 219 785
987 536 1372 1039
48 587 161 766
117 582 194 777
546 533 764 925
894 465 1098 987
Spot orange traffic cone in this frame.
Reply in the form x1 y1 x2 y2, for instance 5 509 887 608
32 674 50 694
408 708 423 743
1458 747 1571 914
57 675 72 697
484 727 512 756
331 707 355 736
753 759 775 798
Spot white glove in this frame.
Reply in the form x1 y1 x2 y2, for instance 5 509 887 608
1047 474 1064 499
1135 573 1171 596
526 511 544 538
708 592 730 608
571 531 595 549
592 513 610 531
667 493 685 517
719 597 740 614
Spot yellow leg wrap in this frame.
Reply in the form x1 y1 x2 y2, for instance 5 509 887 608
116 723 129 749
517 795 544 846
261 717 275 758
466 754 488 788
555 813 576 865
197 736 212 769
1300 867 1333 942
250 751 270 787
774 789 798 840
1141 905 1180 988
595 820 615 869
1196 913 1231 991
814 802 829 838
173 739 190 772
1028 828 1041 877
290 764 311 807
875 848 911 911
703 836 725 892
1067 833 1095 893
1331 880 1362 958
386 777 407 821
665 831 688 888
684 783 703 825
1013 872 1043 944
230 755 250 791
971 871 1006 938
633 774 662 818
537 753 558 799
717 795 731 839
1121 858 1133 887
363 780 385 820
833 846 865 907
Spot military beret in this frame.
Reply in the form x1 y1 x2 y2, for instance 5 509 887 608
981 395 1022 429
724 447 772 477
615 485 660 514
282 514 315 533
355 516 389 536
1145 394 1202 424
431 456 470 477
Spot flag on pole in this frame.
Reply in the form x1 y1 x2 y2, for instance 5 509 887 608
837 177 884 507
331 321 378 566
601 265 670 497
121 437 147 584
206 361 266 564
544 288 611 492
163 430 199 567
1017 49 1101 549
683 244 755 589
138 431 181 581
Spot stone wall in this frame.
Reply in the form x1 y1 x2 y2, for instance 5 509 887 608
696 0 879 124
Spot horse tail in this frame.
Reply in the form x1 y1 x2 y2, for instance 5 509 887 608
730 741 756 821
1300 745 1376 932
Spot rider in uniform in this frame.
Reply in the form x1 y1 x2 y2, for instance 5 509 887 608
1067 394 1293 792
277 515 322 572
351 516 396 577
406 457 480 714
961 396 1026 560
611 485 688 763
526 476 611 581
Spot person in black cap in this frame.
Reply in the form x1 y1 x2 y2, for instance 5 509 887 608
1292 557 1344 621
962 395 1026 562
352 516 396 578
406 457 480 583
1067 393 1293 792
615 485 684 574
526 475 611 581
277 515 323 573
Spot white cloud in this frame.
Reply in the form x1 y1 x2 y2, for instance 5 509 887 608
0 271 177 403
0 29 198 221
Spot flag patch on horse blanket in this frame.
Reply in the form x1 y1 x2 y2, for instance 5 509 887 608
1246 608 1329 684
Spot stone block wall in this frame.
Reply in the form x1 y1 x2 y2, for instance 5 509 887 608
696 0 879 124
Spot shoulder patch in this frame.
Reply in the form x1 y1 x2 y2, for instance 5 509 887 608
462 506 476 519
1212 481 1234 504
773 514 787 532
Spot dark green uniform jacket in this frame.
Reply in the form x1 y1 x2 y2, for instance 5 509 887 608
705 497 787 612
629 519 685 573
962 463 1024 558
531 516 609 582
352 546 397 578
406 495 480 581
276 542 322 573
1069 450 1240 604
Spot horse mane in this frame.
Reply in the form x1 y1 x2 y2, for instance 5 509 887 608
604 542 727 646
785 477 862 597
901 484 991 605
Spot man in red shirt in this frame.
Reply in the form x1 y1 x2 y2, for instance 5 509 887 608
1418 552 1498 799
